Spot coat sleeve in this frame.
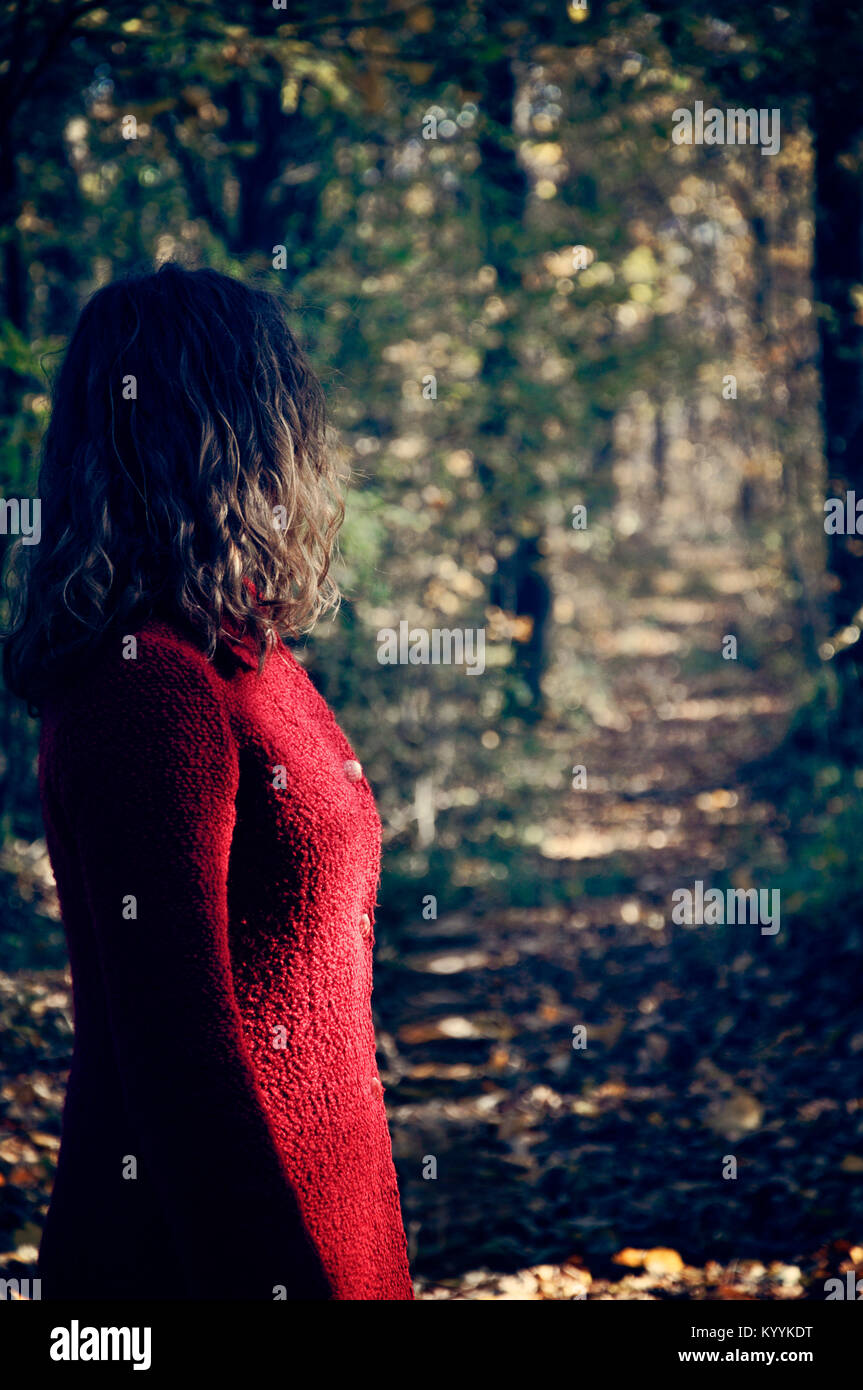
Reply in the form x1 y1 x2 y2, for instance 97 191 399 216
50 638 333 1300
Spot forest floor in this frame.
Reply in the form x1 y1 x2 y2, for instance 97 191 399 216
379 530 863 1299
1 530 861 1300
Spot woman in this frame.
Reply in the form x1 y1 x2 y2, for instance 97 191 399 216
3 263 414 1301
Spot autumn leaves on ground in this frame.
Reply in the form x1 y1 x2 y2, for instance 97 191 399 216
379 531 862 1299
2 528 859 1301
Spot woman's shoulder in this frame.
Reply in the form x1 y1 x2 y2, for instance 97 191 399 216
42 616 232 738
39 616 242 819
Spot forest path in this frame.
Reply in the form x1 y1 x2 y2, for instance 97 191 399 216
381 534 860 1299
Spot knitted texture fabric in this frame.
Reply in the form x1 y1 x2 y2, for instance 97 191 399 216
37 616 414 1300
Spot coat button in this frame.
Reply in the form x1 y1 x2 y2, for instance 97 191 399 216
344 759 363 782
359 913 372 938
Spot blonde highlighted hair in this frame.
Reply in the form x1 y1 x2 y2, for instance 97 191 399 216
3 263 345 710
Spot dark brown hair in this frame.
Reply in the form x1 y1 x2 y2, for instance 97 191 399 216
2 263 344 710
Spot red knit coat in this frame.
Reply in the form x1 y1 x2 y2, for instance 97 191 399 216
37 616 414 1300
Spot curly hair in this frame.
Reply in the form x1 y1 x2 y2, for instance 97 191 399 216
2 263 345 712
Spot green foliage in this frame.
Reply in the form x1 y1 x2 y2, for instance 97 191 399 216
0 0 854 963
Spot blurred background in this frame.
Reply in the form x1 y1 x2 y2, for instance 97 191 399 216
1 0 862 1300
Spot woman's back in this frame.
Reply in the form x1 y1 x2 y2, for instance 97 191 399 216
38 615 413 1300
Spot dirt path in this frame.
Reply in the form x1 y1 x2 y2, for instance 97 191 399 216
378 537 862 1298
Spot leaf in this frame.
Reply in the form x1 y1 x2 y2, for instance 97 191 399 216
703 1091 764 1140
613 1247 647 1268
643 1247 685 1276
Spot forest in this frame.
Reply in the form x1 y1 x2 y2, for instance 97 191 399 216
0 0 862 1302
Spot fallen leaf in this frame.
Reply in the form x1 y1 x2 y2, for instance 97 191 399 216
643 1247 685 1276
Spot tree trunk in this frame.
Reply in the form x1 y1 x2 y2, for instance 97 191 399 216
472 36 552 719
811 39 863 637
